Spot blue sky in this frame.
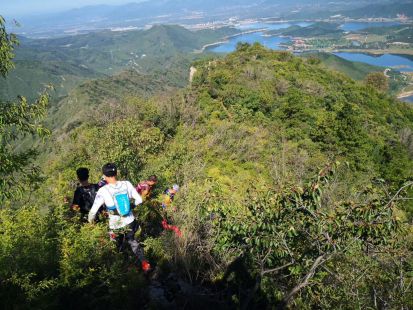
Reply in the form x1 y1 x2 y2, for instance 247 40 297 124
2 0 147 17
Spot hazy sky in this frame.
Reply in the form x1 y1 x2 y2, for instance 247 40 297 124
2 0 147 17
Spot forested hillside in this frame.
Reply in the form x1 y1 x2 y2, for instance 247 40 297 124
0 25 237 100
267 22 344 37
2 30 413 310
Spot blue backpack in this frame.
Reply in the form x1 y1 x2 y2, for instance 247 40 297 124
106 183 131 217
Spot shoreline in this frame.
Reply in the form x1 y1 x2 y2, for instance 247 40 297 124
330 48 413 56
196 40 229 53
198 37 413 59
189 16 411 32
199 42 413 59
397 90 413 99
226 28 267 39
195 21 413 70
198 28 266 52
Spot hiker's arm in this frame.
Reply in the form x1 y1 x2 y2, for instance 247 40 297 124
71 189 81 211
127 182 143 206
88 191 104 223
140 189 149 200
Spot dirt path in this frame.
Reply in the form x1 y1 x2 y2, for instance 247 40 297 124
189 66 197 83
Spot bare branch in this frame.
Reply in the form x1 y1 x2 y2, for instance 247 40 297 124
262 262 294 276
277 255 326 309
242 261 294 310
385 182 413 208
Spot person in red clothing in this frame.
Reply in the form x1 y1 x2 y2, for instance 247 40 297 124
136 175 158 201
161 184 182 237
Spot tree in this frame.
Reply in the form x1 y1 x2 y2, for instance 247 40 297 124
0 16 18 77
364 72 389 92
210 163 410 308
0 16 49 203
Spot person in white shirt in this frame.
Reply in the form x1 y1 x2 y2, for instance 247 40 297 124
88 163 151 272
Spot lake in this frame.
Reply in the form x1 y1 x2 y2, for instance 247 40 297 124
401 95 413 103
334 52 413 72
209 22 310 53
208 21 413 73
210 22 300 53
210 32 290 53
237 22 312 31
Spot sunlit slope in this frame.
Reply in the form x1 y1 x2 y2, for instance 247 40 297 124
14 25 237 75
186 44 413 183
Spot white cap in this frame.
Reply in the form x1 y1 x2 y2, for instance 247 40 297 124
173 184 180 192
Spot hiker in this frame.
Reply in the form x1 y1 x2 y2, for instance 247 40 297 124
71 167 99 222
162 184 180 211
88 163 151 272
161 184 182 237
136 175 158 201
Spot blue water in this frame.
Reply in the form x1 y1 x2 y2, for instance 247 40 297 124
210 32 290 53
401 95 413 103
210 22 312 53
334 53 413 72
339 22 401 32
237 22 312 31
208 22 413 72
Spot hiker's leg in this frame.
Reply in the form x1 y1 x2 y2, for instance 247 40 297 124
125 220 144 262
109 230 125 252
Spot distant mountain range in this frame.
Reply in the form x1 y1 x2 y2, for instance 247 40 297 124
339 2 413 19
6 0 393 38
284 0 413 19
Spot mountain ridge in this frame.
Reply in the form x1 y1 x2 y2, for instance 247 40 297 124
0 25 238 99
8 0 391 38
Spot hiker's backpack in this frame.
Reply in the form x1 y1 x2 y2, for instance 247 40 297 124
79 185 98 213
106 182 131 217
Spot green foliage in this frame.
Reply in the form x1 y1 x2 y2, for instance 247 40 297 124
192 44 413 183
0 18 50 203
93 118 164 180
0 25 237 100
0 205 59 305
210 163 406 307
167 45 413 307
0 59 100 101
2 41 413 308
307 52 407 94
0 204 148 309
307 52 384 80
60 223 115 287
364 71 389 92
0 16 18 77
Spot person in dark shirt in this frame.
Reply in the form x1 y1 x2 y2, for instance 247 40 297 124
71 167 99 221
